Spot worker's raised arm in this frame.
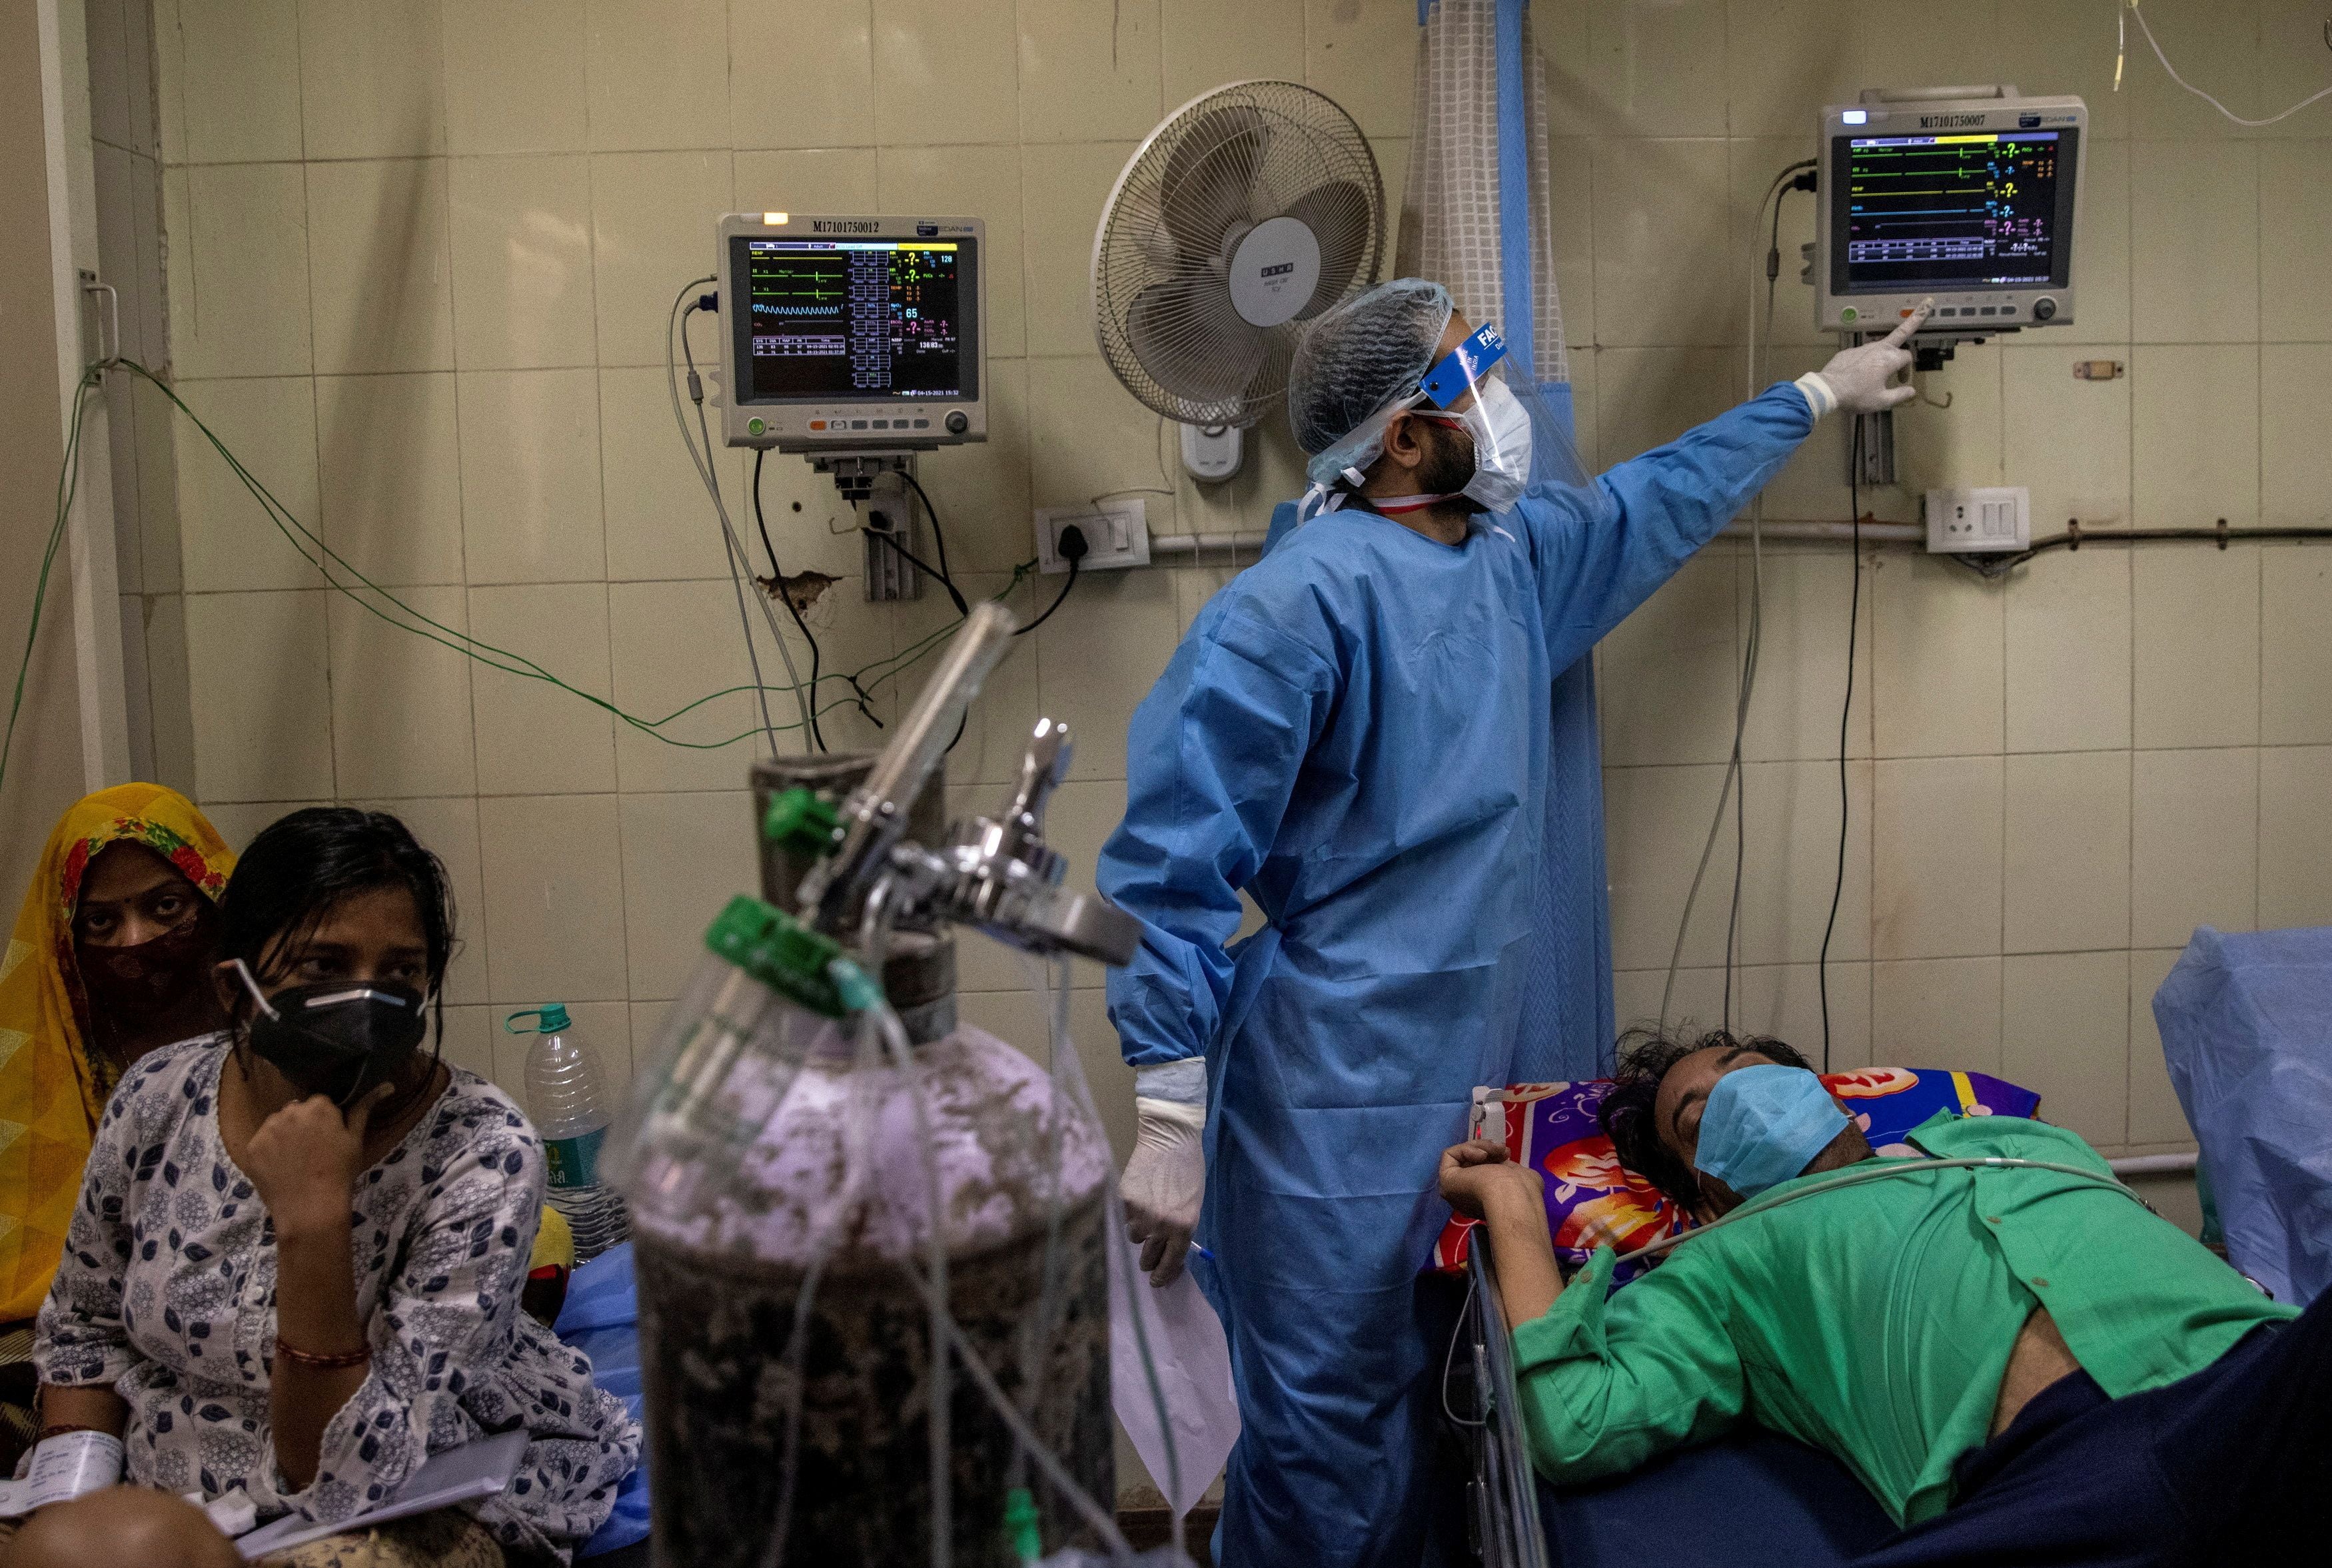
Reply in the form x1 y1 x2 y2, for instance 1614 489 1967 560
1520 384 1812 670
1521 307 1926 670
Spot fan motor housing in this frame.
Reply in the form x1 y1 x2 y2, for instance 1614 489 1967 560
1227 216 1323 328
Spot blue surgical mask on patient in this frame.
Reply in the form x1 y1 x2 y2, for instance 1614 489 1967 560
1692 1064 1851 1199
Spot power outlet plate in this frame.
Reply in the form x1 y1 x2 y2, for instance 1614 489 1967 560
1924 486 2030 553
1035 498 1149 574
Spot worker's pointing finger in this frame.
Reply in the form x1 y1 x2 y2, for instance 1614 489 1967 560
1878 299 1933 348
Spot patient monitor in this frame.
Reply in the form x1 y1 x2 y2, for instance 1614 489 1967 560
716 212 987 453
1816 88 2086 334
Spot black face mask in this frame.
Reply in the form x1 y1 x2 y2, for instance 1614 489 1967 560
232 961 430 1106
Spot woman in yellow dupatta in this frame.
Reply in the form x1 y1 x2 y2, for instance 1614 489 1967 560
0 785 235 1461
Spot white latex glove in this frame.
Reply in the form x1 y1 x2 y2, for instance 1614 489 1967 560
1123 1095 1205 1286
1797 300 1931 418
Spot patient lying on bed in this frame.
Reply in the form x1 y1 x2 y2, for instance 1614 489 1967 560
1439 1031 2329 1567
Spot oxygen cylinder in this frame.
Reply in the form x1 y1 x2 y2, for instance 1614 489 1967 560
616 895 1115 1567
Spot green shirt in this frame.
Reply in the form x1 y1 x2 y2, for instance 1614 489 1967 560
1511 1113 2295 1526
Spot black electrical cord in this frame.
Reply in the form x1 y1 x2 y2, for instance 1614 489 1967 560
866 522 971 615
1015 552 1083 635
752 448 826 752
1817 422 1864 1074
902 469 964 603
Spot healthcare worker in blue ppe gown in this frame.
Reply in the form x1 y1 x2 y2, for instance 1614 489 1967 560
1097 278 1929 1568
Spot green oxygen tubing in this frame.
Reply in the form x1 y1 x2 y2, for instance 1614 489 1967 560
1615 1156 2151 1268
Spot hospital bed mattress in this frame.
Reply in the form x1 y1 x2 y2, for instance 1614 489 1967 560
1538 1428 1896 1567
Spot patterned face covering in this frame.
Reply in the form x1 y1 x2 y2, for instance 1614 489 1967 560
75 901 219 1023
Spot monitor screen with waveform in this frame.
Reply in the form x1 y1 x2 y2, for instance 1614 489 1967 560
734 236 977 402
1840 131 2069 291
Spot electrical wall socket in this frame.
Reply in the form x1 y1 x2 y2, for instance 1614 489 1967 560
1034 498 1149 574
1924 486 2030 553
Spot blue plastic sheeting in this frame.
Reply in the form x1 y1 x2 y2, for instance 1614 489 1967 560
2154 925 2332 1306
553 1242 653 1557
1542 1429 1894 1567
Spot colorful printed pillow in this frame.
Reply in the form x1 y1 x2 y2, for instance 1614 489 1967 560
1431 1067 2043 1284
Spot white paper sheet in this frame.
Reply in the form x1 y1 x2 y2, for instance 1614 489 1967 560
232 1429 528 1560
1108 1237 1239 1518
0 1431 124 1517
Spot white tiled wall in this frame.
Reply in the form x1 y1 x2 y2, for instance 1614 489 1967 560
139 0 2332 1163
1562 0 2332 1159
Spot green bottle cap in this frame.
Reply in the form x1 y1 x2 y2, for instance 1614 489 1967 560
696 894 855 1020
1002 1486 1041 1564
502 1004 572 1035
762 787 842 855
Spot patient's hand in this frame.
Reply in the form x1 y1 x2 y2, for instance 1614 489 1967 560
1439 1138 1544 1221
1441 1140 1565 1329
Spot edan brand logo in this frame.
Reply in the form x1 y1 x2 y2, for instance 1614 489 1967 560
812 220 881 234
1918 113 1990 128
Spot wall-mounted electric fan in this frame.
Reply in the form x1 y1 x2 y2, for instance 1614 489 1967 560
1093 80 1385 482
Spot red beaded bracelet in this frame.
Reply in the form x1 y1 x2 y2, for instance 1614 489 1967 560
273 1337 372 1370
34 1422 107 1442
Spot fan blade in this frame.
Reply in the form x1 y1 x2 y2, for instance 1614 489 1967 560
1127 276 1269 407
1158 104 1270 258
1240 326 1301 414
1281 179 1375 318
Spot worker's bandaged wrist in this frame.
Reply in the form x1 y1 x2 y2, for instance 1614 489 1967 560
0 1429 125 1517
1134 1058 1207 1108
1793 372 1838 420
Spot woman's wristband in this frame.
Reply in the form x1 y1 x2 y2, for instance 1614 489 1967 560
274 1336 371 1371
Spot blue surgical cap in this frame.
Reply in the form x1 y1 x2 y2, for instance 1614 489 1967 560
1287 278 1455 478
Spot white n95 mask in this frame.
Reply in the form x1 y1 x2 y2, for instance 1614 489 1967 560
1458 376 1533 512
1411 376 1532 515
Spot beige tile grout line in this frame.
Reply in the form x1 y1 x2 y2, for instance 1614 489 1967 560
2253 131 2265 948
432 15 496 1061
289 3 336 817
2123 264 2138 1145
575 0 636 1074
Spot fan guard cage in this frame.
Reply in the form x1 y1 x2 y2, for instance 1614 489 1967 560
1093 80 1385 430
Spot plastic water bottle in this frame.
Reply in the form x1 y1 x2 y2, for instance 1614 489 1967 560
508 1004 629 1262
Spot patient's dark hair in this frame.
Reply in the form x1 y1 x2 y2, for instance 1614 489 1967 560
219 806 456 1047
1599 1029 1814 1208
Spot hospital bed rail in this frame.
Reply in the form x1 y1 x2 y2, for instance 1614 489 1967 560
1460 1236 1553 1568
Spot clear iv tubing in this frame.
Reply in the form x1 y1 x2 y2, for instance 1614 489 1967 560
2119 1 2332 128
1658 160 1808 1038
665 276 817 755
1015 949 1184 1564
758 1012 875 1568
1009 951 1076 1500
859 885 953 1568
1614 1155 2149 1268
839 931 1142 1564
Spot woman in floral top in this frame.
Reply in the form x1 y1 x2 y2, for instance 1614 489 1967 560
27 808 636 1565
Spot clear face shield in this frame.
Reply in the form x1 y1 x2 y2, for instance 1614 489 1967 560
1299 322 1589 522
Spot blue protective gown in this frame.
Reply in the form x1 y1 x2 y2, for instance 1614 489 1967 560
1097 384 1816 1567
